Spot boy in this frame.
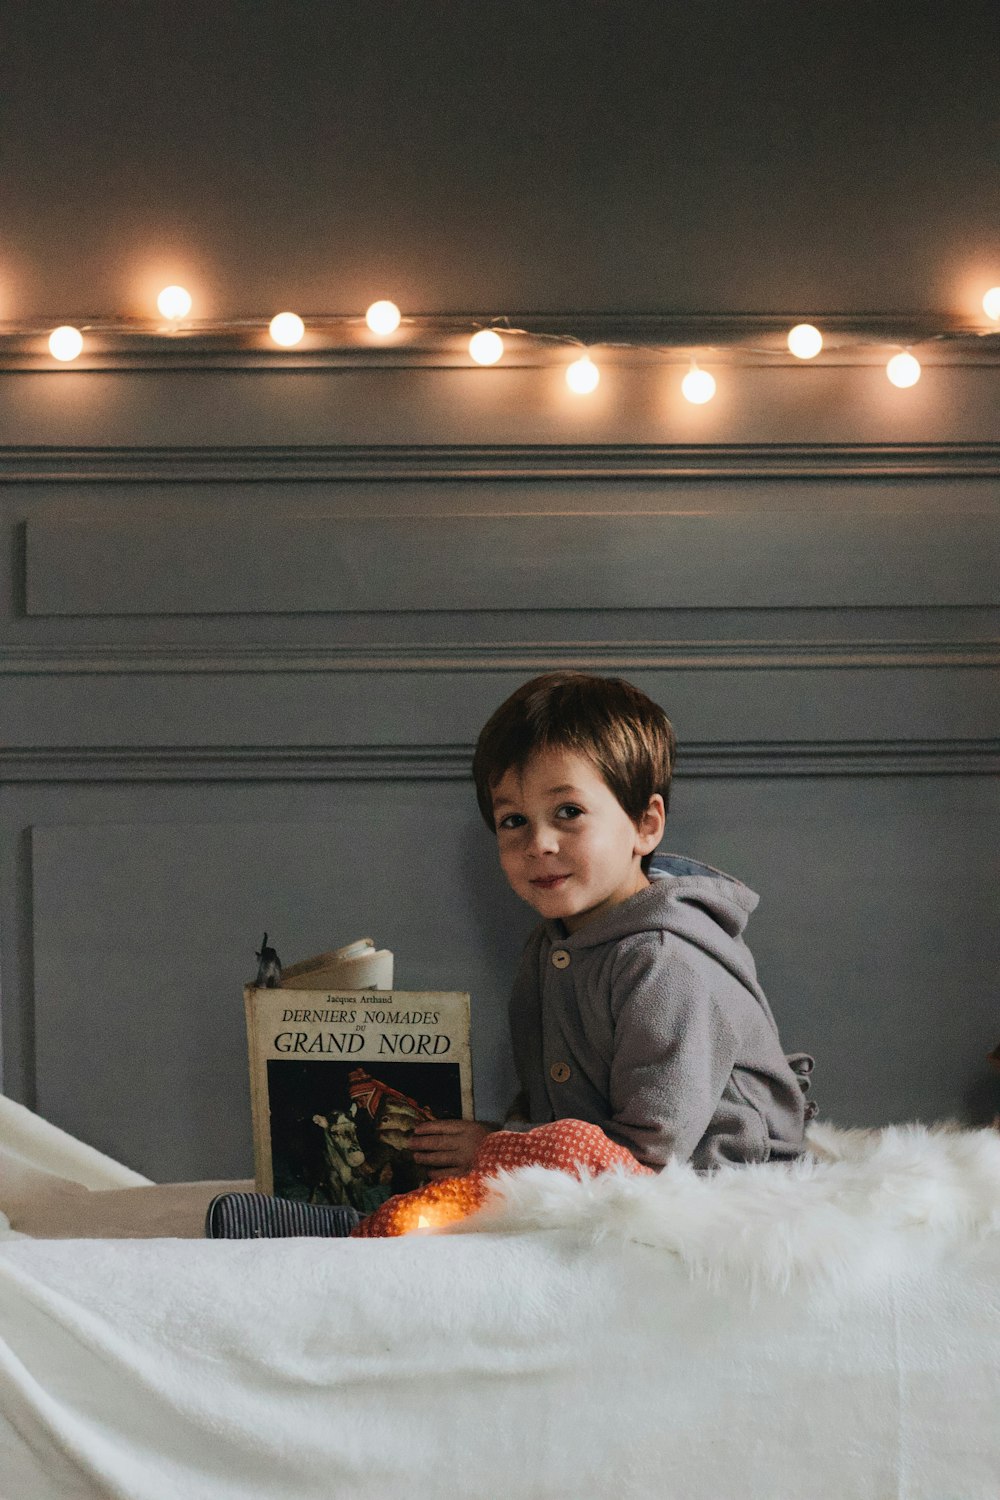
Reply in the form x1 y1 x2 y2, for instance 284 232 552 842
411 670 809 1179
207 670 810 1235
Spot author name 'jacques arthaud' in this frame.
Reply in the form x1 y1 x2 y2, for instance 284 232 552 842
273 1006 452 1057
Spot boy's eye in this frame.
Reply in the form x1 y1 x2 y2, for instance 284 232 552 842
555 804 583 820
496 813 526 832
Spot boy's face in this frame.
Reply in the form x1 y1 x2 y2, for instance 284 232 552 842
490 748 664 933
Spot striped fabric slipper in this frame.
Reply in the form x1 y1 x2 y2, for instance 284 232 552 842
205 1192 361 1239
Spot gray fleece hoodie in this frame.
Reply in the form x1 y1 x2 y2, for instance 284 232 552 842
506 855 810 1171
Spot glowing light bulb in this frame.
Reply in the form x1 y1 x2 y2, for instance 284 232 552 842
787 323 823 359
565 354 600 394
365 300 401 336
469 329 504 365
681 363 716 404
983 287 1000 321
48 325 83 362
886 351 921 388
269 312 305 347
157 285 192 321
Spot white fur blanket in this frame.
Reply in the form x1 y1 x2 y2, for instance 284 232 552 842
461 1118 1000 1296
2 1107 1000 1498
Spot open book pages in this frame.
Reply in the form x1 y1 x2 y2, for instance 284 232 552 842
279 938 394 991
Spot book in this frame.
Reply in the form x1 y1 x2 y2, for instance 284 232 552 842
245 945 473 1213
278 937 394 991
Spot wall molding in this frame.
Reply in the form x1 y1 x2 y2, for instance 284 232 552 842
2 640 998 675
2 442 1000 482
0 740 995 782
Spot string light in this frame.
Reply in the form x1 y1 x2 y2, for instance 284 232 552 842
268 312 305 347
468 328 504 365
787 323 823 359
48 326 83 362
365 300 401 336
681 361 716 404
157 285 192 321
886 350 921 388
0 285 992 397
565 353 600 394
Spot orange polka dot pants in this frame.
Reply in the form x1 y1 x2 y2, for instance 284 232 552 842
350 1120 654 1238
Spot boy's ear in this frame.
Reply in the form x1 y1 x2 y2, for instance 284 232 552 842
635 793 666 854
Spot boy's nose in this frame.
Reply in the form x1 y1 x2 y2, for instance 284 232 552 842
527 824 559 856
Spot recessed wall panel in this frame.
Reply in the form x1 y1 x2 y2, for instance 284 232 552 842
25 511 1000 616
29 803 529 1180
26 769 1000 1179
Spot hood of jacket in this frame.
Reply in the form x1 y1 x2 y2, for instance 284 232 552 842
543 852 762 992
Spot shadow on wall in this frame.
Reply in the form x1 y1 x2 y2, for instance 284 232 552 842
965 1065 1000 1128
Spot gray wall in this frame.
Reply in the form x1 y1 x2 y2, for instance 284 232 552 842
0 2 997 1179
1 1 996 318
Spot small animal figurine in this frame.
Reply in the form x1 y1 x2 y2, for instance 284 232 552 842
254 933 282 988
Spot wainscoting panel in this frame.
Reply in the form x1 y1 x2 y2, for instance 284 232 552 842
1 358 998 1173
20 768 1000 1180
25 510 1000 617
28 805 527 1180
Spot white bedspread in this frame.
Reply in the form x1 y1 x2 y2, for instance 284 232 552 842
0 1093 149 1196
2 1106 1000 1500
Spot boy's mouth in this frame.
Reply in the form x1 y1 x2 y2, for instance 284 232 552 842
531 875 569 890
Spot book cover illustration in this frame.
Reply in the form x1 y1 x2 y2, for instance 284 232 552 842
245 986 473 1214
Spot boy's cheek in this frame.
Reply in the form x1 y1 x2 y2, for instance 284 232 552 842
506 875 537 906
496 852 522 890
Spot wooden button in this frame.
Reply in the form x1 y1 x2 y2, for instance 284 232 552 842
551 949 571 969
549 1062 571 1083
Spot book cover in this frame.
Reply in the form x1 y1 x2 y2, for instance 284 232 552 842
245 986 473 1214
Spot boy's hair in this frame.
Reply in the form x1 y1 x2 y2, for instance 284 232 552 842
472 672 676 869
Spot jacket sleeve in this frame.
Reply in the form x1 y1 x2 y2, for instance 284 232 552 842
604 935 744 1168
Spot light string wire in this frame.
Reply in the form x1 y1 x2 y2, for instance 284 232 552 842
3 313 998 345
468 318 1000 360
5 305 999 375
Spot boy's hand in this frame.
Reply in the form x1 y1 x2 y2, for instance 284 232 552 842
410 1119 500 1179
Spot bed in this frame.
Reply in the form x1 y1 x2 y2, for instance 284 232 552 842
2 1092 999 1500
